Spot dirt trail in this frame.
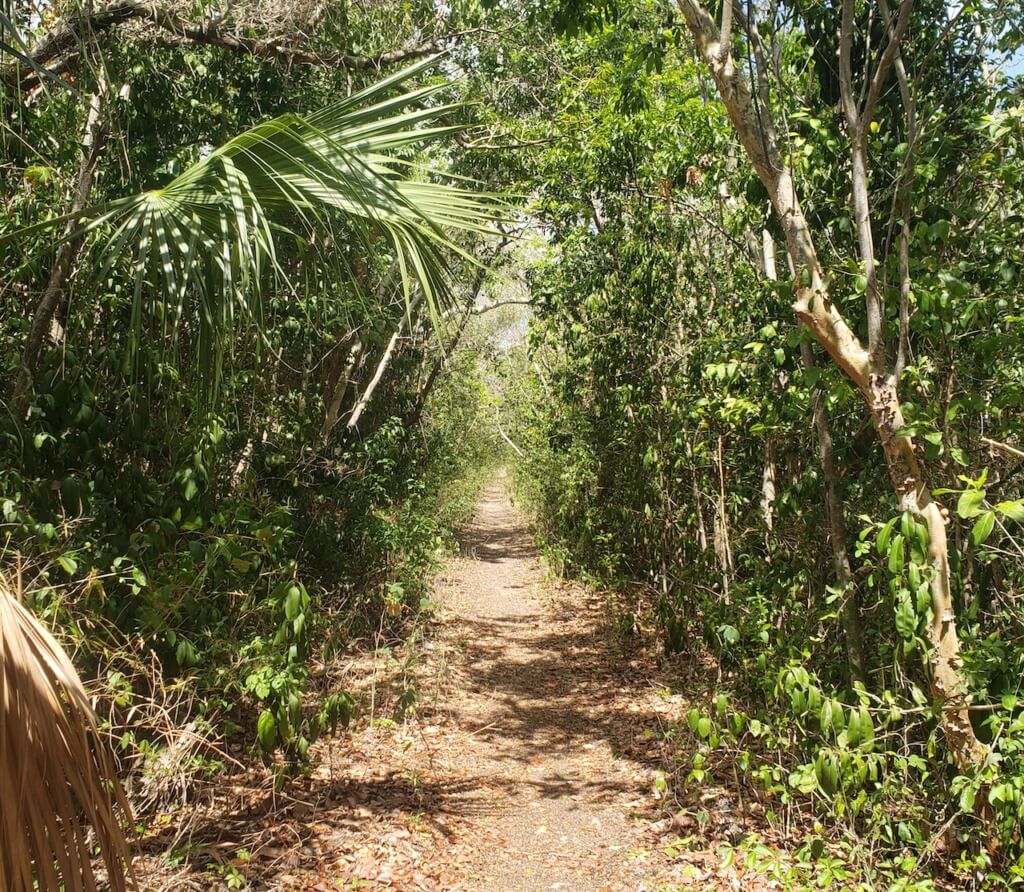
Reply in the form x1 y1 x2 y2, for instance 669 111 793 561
432 479 666 890
137 477 739 890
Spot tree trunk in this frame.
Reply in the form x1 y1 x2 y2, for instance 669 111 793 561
676 0 987 770
322 339 362 437
714 435 733 600
691 460 709 552
346 330 400 433
408 265 487 427
766 229 865 681
16 82 108 411
760 230 778 533
801 343 868 684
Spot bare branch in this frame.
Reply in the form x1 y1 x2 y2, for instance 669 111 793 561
838 0 860 131
718 0 733 64
982 437 1024 461
3 1 481 90
862 0 915 126
474 299 532 315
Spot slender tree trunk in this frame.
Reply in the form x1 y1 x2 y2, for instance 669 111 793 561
408 265 487 427
760 230 778 533
346 330 401 433
766 230 866 681
760 450 776 531
713 435 733 600
344 292 424 433
16 81 108 411
691 461 709 552
801 344 868 684
493 404 524 457
676 0 986 769
322 339 362 437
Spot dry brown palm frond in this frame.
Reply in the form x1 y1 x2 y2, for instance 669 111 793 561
0 572 134 891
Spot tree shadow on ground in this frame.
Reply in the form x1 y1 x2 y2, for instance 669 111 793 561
427 610 668 780
458 526 538 562
136 489 678 888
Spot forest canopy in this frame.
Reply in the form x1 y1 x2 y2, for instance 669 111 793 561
2 0 1024 887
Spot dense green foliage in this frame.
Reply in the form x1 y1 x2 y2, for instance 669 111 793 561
1 1 505 789
495 3 1024 886
5 0 1024 886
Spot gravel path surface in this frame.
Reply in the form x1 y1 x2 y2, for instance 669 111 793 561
133 476 754 890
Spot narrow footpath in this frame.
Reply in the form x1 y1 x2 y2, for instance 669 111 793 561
139 479 765 890
432 480 673 890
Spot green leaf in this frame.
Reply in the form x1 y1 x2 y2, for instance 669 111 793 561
257 710 278 752
876 518 898 556
859 707 874 745
285 585 302 621
55 554 78 575
995 500 1024 523
176 639 198 667
888 534 905 576
820 700 835 734
957 489 986 519
895 595 917 639
814 752 840 795
971 511 996 546
846 710 862 747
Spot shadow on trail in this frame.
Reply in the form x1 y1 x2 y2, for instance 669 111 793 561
140 483 674 889
439 492 667 800
458 527 537 562
136 751 649 877
437 611 665 783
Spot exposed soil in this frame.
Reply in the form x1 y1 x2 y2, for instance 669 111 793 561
134 478 776 890
428 479 675 890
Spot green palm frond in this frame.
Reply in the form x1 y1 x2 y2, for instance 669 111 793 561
4 56 506 392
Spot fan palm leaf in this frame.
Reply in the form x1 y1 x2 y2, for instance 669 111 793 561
4 55 506 391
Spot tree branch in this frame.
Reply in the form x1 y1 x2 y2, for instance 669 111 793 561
4 1 480 90
862 0 915 127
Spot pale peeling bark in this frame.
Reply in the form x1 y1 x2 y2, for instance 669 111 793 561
760 232 778 533
760 447 776 532
768 231 865 680
322 339 363 436
677 0 987 770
